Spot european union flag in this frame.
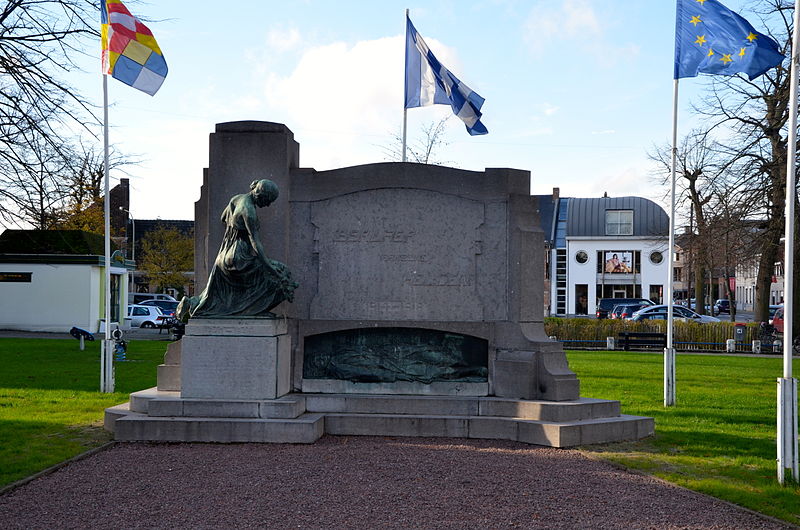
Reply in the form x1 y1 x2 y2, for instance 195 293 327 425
675 0 784 80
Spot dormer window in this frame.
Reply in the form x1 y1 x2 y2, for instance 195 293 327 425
605 210 633 235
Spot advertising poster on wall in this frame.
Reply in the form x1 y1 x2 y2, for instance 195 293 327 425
604 251 633 273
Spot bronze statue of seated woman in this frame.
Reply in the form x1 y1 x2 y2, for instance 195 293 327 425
178 179 297 320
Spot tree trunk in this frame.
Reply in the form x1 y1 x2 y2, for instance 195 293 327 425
722 269 736 322
694 255 706 315
755 227 781 323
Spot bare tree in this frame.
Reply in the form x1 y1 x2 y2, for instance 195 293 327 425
382 116 453 165
650 130 727 314
686 0 798 326
0 0 100 226
0 133 71 229
704 188 761 321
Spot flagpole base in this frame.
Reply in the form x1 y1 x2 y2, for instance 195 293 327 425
778 377 799 484
101 339 115 393
664 347 676 407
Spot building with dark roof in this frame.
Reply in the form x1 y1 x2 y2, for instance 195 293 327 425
537 190 669 316
0 229 132 332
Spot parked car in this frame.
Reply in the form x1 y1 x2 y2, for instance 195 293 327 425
610 303 651 320
686 298 713 313
713 299 730 315
609 304 626 319
140 299 180 316
596 298 654 319
128 293 177 305
772 306 785 333
769 305 782 324
631 304 720 323
127 304 165 328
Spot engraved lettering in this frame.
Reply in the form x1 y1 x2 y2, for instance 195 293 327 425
364 301 427 316
379 255 429 262
330 228 416 243
404 272 473 287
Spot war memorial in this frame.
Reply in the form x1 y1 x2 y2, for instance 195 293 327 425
104 121 653 446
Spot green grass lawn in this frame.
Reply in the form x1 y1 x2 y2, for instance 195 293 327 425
0 338 165 487
568 350 800 525
1 341 798 524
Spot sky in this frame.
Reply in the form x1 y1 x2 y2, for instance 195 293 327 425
69 0 770 221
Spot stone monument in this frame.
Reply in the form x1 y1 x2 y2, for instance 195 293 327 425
105 121 653 446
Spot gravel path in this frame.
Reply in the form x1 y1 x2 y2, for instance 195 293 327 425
0 436 792 530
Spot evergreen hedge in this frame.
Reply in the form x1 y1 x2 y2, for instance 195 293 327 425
544 317 770 352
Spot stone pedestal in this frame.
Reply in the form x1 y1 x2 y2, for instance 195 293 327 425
493 350 580 402
157 341 181 391
181 318 291 400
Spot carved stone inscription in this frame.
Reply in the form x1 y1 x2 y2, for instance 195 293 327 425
310 189 483 321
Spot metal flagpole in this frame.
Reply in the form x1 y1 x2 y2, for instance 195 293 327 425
664 78 678 408
101 73 114 393
777 0 800 485
402 8 409 163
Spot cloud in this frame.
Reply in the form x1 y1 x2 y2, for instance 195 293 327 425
266 27 302 53
524 0 639 64
525 0 599 54
261 34 462 170
537 103 559 116
120 117 210 219
584 165 663 204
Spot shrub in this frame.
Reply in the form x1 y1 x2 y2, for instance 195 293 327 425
544 317 764 351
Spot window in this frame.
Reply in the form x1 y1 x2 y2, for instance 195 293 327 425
605 210 633 235
673 267 682 282
575 284 588 315
575 250 588 264
649 285 663 304
649 251 663 264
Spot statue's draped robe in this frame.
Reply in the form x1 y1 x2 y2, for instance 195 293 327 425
193 194 292 317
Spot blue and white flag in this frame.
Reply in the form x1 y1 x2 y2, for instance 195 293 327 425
404 15 487 136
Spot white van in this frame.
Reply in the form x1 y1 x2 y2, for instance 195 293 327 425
128 293 177 305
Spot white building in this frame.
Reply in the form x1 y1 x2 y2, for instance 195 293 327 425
537 192 670 316
735 256 784 311
0 230 131 333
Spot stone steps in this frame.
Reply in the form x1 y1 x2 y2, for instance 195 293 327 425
323 412 653 447
105 389 654 447
114 412 325 443
303 393 621 422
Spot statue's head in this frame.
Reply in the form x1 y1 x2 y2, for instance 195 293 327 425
250 179 279 207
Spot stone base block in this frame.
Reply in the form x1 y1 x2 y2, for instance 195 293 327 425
156 364 181 391
493 350 580 401
181 318 291 400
